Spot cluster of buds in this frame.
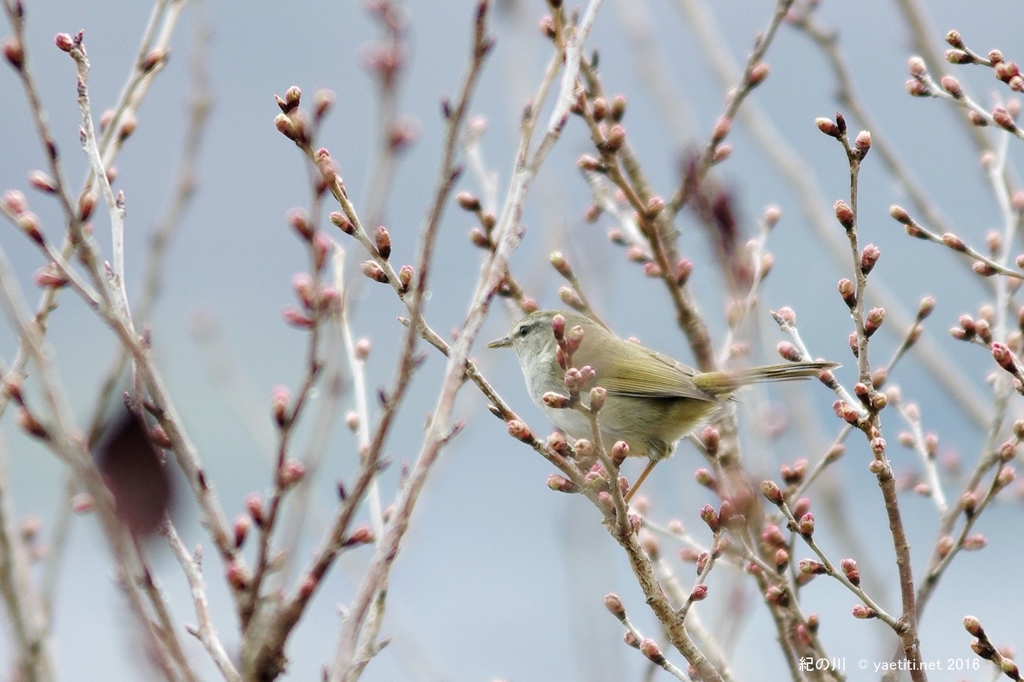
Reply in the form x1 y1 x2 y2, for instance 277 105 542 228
588 95 627 124
292 269 341 326
353 243 410 295
764 584 790 607
274 86 311 146
718 498 746 530
833 398 863 425
572 89 630 154
779 459 807 488
905 56 933 97
544 431 573 460
945 30 1024 93
457 191 497 250
815 112 847 139
964 616 1021 678
889 204 928 240
54 30 84 54
4 377 50 441
949 310 990 344
578 454 604 489
3 189 44 244
361 3 408 88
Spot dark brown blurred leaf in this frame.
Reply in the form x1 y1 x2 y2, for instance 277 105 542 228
94 411 172 537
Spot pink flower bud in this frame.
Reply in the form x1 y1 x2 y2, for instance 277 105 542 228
604 124 625 153
940 75 963 98
233 514 251 548
760 480 784 505
246 493 265 527
374 226 391 259
798 512 815 537
33 265 69 289
747 62 770 87
547 474 577 493
964 615 983 637
639 638 665 665
815 117 840 137
360 260 389 284
549 251 572 277
700 503 720 532
711 117 731 143
278 459 305 488
456 191 480 211
542 391 571 409
26 170 56 194
962 534 987 551
765 585 789 606
2 37 23 69
311 232 331 272
312 87 335 120
507 419 532 442
855 130 872 156
17 408 48 439
226 561 249 590
604 593 626 620
328 211 354 235
837 278 856 308
993 107 1017 131
71 493 94 514
610 441 629 466
834 200 854 230
282 306 313 329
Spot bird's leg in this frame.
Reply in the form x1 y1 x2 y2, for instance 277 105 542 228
624 458 658 503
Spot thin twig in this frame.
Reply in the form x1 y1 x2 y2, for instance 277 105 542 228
165 521 242 682
0 446 55 682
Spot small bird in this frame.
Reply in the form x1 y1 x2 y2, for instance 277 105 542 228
489 310 837 499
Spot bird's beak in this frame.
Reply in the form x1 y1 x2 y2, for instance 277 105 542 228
487 336 512 349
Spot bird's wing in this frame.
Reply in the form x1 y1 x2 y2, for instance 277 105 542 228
592 347 716 401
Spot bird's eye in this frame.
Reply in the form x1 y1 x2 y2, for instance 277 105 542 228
517 325 529 337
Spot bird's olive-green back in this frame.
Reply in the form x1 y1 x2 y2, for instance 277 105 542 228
557 312 717 403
